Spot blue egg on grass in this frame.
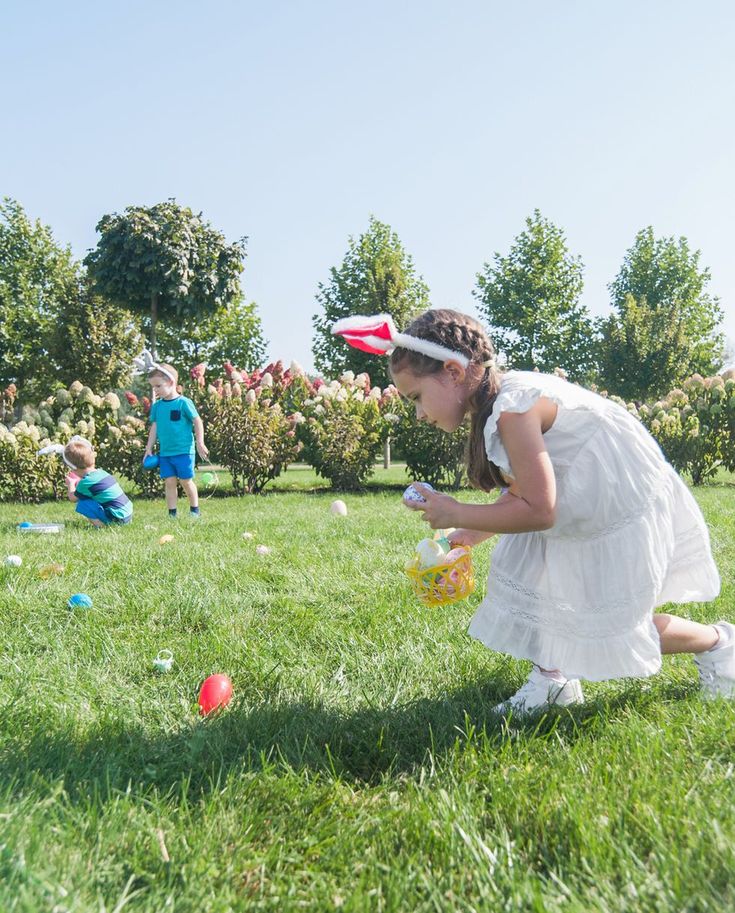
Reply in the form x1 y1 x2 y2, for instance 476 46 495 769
18 521 32 529
143 454 159 470
68 593 93 610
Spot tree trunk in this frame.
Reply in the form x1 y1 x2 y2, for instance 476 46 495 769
383 436 391 470
150 292 158 358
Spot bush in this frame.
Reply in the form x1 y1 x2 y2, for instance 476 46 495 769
623 370 735 484
192 361 305 494
0 421 65 503
296 372 397 490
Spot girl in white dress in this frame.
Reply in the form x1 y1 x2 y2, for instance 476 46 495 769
332 308 730 714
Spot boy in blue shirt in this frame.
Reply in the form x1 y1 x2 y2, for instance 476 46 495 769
65 438 133 527
143 361 209 518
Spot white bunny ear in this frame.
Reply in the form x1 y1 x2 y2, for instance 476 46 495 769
132 348 157 376
38 443 65 457
132 348 176 382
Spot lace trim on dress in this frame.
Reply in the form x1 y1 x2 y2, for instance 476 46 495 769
490 571 657 623
486 548 714 636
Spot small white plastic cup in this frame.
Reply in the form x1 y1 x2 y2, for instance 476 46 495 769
153 649 174 673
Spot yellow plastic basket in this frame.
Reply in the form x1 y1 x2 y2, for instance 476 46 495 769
404 548 475 607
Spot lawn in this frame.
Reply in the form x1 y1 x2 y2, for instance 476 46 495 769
1 466 734 912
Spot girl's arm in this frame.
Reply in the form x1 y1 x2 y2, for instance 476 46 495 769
144 421 157 457
447 490 521 546
412 401 557 534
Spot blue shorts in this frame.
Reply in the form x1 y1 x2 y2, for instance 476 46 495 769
159 453 195 480
76 500 132 525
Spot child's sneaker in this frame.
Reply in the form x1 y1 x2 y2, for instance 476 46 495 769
493 666 584 716
694 621 735 699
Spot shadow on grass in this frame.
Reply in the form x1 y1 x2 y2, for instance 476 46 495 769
0 674 695 803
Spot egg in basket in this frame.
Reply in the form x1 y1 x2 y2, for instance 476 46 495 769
404 530 475 607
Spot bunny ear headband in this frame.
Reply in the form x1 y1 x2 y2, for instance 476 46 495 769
132 349 176 383
38 435 93 470
331 314 474 369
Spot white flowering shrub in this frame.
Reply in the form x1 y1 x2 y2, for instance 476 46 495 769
625 370 735 484
296 371 398 490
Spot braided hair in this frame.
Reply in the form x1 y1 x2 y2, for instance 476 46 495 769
389 309 505 491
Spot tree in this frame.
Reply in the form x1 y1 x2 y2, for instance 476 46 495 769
312 216 430 387
474 210 596 381
601 227 725 396
0 198 79 395
84 200 247 357
154 296 267 372
46 278 144 391
597 294 693 401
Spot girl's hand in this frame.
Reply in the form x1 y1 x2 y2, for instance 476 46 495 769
143 447 153 458
406 482 460 530
196 442 210 460
448 528 492 547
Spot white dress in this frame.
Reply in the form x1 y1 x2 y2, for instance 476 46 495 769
468 371 721 681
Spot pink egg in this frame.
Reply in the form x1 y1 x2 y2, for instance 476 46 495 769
444 547 469 563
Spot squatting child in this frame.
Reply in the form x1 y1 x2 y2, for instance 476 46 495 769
64 437 133 527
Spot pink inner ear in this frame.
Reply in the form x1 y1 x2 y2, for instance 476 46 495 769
343 338 386 354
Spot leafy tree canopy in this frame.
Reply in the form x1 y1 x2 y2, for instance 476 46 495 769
84 200 247 356
606 227 725 383
312 216 430 387
474 210 596 381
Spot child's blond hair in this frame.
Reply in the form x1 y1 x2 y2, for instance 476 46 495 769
64 439 95 470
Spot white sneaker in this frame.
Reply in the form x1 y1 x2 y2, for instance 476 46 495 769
694 621 735 699
493 666 585 716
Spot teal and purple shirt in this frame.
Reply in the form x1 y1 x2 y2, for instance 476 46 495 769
74 469 133 522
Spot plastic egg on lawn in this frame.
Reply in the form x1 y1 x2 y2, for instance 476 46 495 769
198 673 233 715
330 499 348 516
68 593 93 610
4 555 22 567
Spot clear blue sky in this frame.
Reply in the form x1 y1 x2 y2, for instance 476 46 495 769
3 0 734 371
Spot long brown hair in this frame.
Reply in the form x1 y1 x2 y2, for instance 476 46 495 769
389 309 506 491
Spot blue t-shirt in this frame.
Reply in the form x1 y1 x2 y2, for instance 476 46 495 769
150 396 199 456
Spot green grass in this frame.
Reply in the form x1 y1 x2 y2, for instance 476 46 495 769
1 467 734 912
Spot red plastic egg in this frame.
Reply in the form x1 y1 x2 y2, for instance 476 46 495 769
198 674 233 715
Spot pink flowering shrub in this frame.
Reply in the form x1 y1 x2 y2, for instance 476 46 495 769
194 359 306 493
